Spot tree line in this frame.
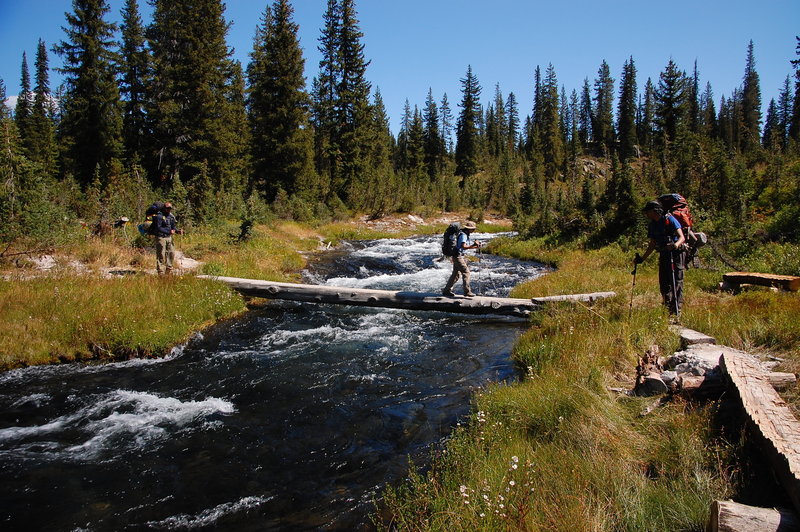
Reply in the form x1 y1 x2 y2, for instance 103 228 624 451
2 0 799 246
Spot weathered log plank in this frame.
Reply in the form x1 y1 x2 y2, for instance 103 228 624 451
199 276 617 318
530 291 616 304
670 325 717 349
199 276 540 317
721 351 800 515
707 500 800 532
722 272 800 292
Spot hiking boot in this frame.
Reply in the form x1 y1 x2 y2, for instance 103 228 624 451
464 291 476 297
442 289 455 297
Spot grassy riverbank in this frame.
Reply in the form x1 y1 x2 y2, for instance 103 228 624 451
0 220 324 371
380 238 800 530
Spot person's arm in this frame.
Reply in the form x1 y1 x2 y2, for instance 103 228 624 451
636 240 657 264
665 218 685 250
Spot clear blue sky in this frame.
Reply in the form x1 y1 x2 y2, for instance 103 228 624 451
1 0 797 135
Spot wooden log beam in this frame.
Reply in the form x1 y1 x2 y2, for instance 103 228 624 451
199 276 540 317
199 276 617 318
707 500 800 532
722 272 800 292
721 351 800 515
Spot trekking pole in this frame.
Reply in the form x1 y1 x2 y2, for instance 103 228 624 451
669 250 680 319
629 257 639 321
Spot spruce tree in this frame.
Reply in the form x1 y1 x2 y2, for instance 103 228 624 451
54 0 123 187
777 75 792 149
540 64 563 181
740 40 762 152
700 82 718 140
455 65 482 178
506 92 519 153
247 0 316 201
119 0 151 163
654 59 687 152
0 79 8 121
592 60 615 157
336 0 373 203
638 78 655 153
788 36 800 143
578 78 592 149
29 39 58 176
762 99 780 150
687 61 701 134
363 88 395 214
617 57 638 161
14 53 32 149
148 0 247 204
312 0 341 187
439 93 454 154
423 88 441 180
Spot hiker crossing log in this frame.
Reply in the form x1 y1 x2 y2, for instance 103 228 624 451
721 272 800 292
199 276 616 318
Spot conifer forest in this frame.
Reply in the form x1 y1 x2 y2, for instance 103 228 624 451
2 0 800 254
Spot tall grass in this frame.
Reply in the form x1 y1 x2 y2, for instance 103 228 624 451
0 276 244 370
379 242 735 531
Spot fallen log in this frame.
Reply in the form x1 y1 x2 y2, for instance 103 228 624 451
707 500 800 532
199 276 540 317
199 276 617 318
721 352 800 515
679 372 796 396
722 272 800 292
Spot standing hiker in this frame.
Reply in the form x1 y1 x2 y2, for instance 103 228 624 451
633 201 686 318
442 221 482 297
153 202 183 274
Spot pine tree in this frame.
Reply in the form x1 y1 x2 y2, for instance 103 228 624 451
440 93 454 154
0 79 8 121
363 88 395 214
311 0 341 187
777 75 792 149
423 88 441 180
540 64 563 181
638 78 655 153
28 39 58 176
147 0 247 204
654 59 687 152
14 53 32 149
788 36 800 143
247 0 316 200
688 61 701 134
119 0 151 163
455 65 482 178
578 78 592 149
699 82 718 140
506 92 519 153
740 40 762 152
54 0 123 187
762 99 780 150
336 0 373 203
592 60 615 157
617 57 638 161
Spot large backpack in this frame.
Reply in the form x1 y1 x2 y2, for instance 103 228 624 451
657 193 693 230
442 222 461 257
137 202 166 236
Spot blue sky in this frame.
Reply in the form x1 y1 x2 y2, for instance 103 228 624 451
1 0 797 135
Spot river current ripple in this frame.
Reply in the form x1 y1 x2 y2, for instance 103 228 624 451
0 232 546 531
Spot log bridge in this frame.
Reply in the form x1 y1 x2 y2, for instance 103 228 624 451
199 275 616 318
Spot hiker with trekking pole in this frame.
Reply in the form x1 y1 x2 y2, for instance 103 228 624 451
441 221 483 298
633 200 686 321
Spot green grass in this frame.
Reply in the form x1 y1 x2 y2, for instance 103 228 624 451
0 275 244 370
378 240 743 531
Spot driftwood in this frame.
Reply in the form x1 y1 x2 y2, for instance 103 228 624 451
722 272 800 292
199 276 616 318
634 345 666 396
721 351 800 515
707 500 800 532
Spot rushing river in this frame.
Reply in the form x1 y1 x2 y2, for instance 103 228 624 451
0 232 546 531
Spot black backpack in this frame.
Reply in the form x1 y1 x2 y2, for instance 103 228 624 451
137 202 165 236
442 223 461 257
